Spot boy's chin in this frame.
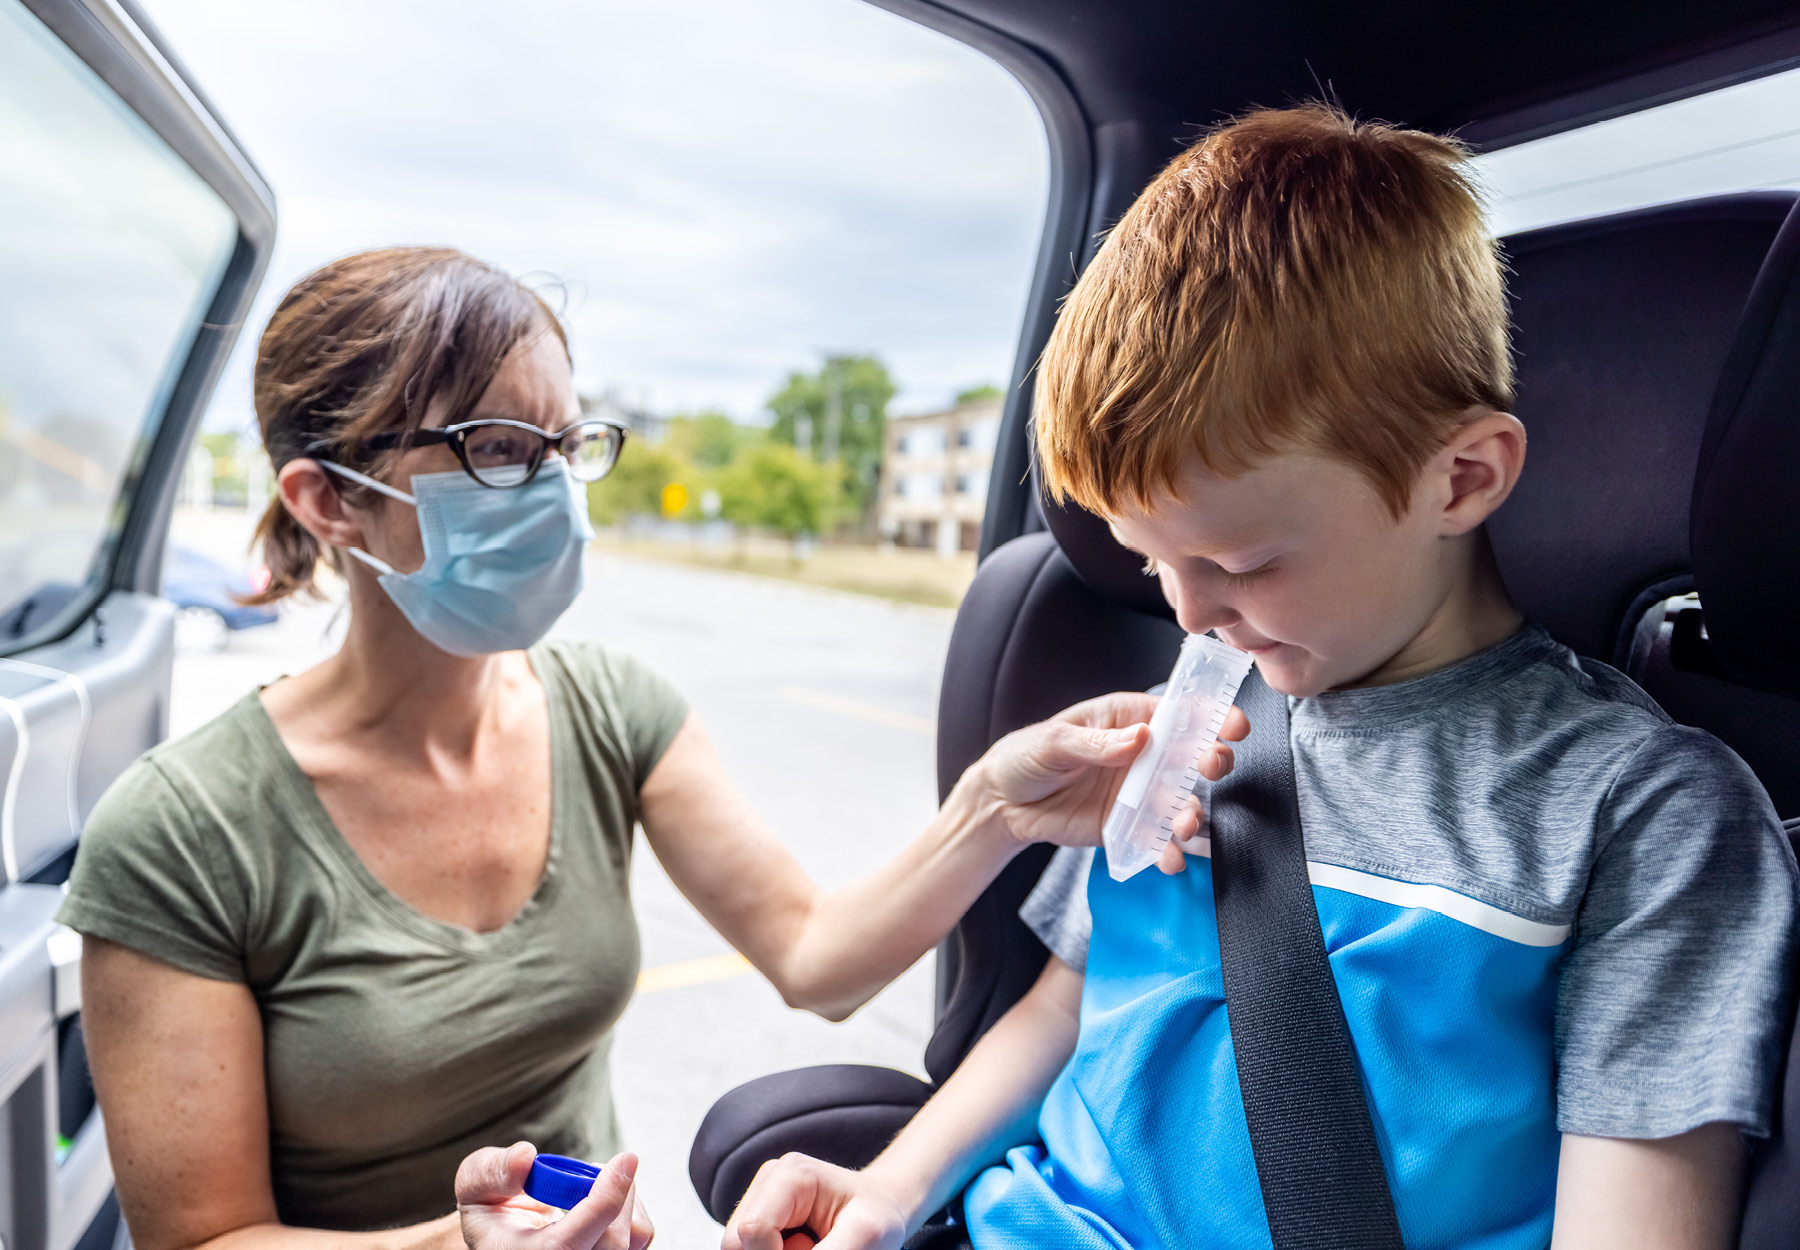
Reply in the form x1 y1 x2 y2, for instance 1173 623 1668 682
1250 651 1333 699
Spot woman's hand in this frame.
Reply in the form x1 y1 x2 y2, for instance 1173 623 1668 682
968 692 1250 867
722 1154 907 1250
457 1144 653 1250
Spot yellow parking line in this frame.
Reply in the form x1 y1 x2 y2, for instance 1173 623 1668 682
779 685 935 736
636 951 754 994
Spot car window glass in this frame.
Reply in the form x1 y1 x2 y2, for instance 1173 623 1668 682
1476 67 1800 235
0 0 237 650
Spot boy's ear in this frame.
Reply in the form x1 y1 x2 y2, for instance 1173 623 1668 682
1433 409 1526 537
279 459 368 551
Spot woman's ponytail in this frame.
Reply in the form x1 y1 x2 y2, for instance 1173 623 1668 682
243 492 323 606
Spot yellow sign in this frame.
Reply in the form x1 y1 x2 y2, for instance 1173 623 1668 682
661 482 689 517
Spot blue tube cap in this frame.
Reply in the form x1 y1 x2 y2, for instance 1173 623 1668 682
524 1153 602 1211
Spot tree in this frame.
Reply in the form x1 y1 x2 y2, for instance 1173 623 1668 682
587 442 693 525
765 355 896 518
955 383 1004 405
665 410 749 469
716 443 841 546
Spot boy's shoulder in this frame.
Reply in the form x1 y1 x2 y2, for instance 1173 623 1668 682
1290 623 1780 926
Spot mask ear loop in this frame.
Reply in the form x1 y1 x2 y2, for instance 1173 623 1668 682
317 459 418 506
314 460 417 578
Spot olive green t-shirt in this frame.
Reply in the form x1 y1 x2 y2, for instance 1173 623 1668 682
57 640 688 1231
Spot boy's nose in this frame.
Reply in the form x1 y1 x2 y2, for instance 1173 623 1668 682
1166 579 1239 637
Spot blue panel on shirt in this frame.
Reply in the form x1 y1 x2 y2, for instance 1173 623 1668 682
966 856 1564 1250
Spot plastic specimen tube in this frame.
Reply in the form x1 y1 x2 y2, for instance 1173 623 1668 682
1102 633 1255 881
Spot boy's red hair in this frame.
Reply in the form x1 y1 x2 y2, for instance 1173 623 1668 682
1036 104 1512 518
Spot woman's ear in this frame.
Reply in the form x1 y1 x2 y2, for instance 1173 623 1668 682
278 460 366 551
1435 410 1526 537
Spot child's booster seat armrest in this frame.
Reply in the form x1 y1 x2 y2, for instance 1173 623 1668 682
689 1064 933 1222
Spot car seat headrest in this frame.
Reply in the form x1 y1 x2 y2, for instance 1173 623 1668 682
1692 199 1800 699
1485 193 1795 662
1035 474 1176 620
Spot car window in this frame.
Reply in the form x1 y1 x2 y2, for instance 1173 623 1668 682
0 0 237 650
1476 67 1800 235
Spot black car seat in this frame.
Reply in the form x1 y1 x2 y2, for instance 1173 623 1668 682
1678 197 1800 1250
689 192 1800 1233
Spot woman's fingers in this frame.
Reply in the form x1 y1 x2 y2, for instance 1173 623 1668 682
1055 690 1161 729
1220 705 1251 742
628 1187 654 1250
1155 835 1189 874
1198 743 1235 782
457 1141 537 1208
558 1153 640 1250
455 1144 642 1250
1042 721 1149 773
1168 793 1205 841
1160 794 1209 874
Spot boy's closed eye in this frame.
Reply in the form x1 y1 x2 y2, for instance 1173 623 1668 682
1140 552 1280 586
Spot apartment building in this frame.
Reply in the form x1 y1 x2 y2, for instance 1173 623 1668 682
875 395 1001 556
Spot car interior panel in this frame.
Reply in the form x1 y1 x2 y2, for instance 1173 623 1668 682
0 4 274 1250
693 3 1800 1238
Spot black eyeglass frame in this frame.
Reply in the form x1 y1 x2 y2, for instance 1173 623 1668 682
306 417 631 489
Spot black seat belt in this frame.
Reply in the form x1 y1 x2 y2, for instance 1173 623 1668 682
1209 671 1406 1249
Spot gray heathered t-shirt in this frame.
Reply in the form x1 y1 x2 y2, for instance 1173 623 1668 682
1023 623 1798 1138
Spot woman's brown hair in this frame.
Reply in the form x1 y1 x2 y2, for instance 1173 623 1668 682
247 246 567 604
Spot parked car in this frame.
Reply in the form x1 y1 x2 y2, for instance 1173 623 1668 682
161 545 278 653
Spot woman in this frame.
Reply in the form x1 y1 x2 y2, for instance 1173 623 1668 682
59 249 1214 1250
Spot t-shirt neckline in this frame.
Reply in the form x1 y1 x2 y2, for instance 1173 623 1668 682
1291 622 1567 733
238 647 570 958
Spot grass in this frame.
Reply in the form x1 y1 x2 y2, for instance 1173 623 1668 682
591 533 977 609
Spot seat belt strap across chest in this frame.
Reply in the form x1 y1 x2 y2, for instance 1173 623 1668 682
1209 671 1406 1249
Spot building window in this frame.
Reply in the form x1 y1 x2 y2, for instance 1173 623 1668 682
900 427 945 458
901 472 942 500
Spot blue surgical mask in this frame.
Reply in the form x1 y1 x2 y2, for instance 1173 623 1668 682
320 458 595 657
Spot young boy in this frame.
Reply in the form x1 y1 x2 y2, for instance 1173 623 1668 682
721 105 1797 1250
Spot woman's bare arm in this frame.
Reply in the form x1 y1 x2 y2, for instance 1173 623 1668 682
83 939 462 1250
639 695 1232 1021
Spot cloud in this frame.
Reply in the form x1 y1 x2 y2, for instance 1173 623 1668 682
136 0 1049 429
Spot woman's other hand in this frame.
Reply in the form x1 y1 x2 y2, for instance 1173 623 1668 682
969 692 1249 859
457 1144 653 1250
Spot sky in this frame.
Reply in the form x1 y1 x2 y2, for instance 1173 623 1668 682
133 0 1049 432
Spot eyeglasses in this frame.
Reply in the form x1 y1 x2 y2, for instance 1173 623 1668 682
309 418 630 489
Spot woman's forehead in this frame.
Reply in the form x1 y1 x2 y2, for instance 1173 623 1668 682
470 331 577 422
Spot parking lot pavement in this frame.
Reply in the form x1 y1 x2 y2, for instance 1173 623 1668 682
168 532 953 1247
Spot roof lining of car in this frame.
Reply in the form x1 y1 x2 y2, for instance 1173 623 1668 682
888 1 1800 152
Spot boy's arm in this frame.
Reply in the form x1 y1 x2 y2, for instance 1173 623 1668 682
723 956 1086 1250
1550 1125 1745 1250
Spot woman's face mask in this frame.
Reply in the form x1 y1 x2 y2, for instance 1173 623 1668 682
321 457 595 656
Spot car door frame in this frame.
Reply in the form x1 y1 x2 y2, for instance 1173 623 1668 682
0 6 273 1250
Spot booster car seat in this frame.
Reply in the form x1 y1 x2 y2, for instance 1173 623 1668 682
1679 196 1800 1250
689 192 1800 1238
